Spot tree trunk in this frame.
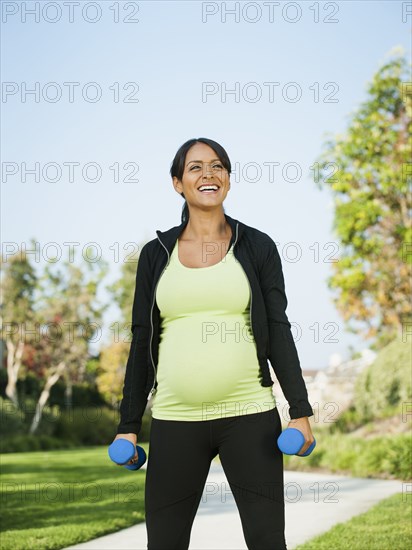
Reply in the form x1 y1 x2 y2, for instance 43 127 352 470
5 340 24 407
65 380 73 410
29 362 66 435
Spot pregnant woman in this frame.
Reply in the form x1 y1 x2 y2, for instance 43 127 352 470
111 137 315 550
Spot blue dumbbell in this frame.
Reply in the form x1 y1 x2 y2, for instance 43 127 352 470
108 438 147 470
277 428 316 457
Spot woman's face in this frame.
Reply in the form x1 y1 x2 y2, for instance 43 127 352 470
173 142 230 210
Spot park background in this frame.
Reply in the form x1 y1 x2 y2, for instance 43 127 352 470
1 1 411 549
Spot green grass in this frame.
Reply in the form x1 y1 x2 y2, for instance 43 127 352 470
0 445 148 550
295 492 412 549
1 447 410 550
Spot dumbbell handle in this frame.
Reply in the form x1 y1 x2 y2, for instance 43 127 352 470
277 428 316 456
108 438 147 471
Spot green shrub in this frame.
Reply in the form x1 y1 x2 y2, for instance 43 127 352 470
330 405 364 434
284 432 412 480
54 406 121 445
0 397 26 436
354 437 389 476
382 435 412 480
49 380 108 408
53 405 152 445
0 434 77 453
0 367 8 398
354 334 412 422
350 435 412 479
0 394 153 451
15 371 42 401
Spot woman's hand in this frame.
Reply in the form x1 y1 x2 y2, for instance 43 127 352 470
112 433 138 466
287 416 315 456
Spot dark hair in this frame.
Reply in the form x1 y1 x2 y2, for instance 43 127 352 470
170 137 232 223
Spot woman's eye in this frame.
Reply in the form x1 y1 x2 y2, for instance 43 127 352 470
189 163 223 171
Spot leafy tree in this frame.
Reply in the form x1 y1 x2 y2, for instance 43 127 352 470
98 243 145 406
0 242 37 406
313 52 411 350
97 341 129 406
106 252 140 324
28 248 109 434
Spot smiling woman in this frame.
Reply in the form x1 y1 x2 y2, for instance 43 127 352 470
170 137 232 224
112 137 315 550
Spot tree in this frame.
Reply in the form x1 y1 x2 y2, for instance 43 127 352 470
28 247 109 434
97 342 129 407
0 242 37 407
106 250 140 323
312 51 411 350
97 243 145 406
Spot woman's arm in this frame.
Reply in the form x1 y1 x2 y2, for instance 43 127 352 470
116 242 152 438
259 236 314 420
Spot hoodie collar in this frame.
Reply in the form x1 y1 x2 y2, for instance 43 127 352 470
156 213 244 255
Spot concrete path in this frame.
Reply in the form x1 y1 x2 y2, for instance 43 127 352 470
63 459 402 550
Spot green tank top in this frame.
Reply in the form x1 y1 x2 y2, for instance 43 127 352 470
151 240 276 421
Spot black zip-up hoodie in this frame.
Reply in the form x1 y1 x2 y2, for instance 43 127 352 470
117 213 314 437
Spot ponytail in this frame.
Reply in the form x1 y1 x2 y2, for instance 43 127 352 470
181 194 189 223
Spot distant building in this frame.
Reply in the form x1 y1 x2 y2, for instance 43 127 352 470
271 349 377 423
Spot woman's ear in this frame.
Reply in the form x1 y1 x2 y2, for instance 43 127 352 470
173 176 182 194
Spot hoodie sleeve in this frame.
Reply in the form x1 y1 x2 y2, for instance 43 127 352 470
259 237 314 419
116 242 152 438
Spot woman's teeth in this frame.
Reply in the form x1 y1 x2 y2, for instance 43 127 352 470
198 186 219 193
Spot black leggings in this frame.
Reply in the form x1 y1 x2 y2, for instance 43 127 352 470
144 406 287 550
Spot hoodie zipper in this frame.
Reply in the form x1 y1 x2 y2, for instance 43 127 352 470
232 223 255 345
149 235 170 397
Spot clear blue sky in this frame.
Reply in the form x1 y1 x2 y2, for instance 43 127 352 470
2 1 410 368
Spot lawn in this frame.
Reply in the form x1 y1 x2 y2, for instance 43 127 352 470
295 492 412 549
0 445 148 550
1 447 410 550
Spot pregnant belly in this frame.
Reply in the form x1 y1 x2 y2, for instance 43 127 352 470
157 331 257 406
158 353 241 405
157 315 258 406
